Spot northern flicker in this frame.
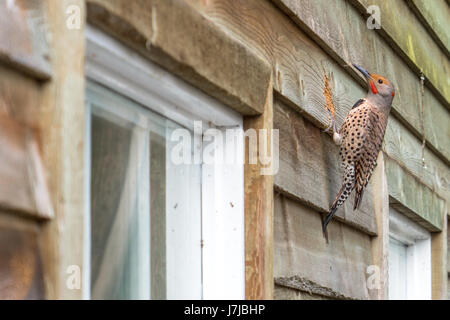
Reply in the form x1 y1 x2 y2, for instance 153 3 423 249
322 64 395 233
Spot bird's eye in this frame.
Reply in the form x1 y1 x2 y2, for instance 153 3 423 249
378 79 383 84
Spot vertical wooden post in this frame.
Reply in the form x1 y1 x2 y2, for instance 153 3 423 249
244 78 274 300
39 0 86 299
370 152 390 299
431 207 448 299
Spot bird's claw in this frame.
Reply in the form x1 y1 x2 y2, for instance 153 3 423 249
323 122 333 133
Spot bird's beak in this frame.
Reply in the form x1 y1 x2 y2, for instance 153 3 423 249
353 64 372 80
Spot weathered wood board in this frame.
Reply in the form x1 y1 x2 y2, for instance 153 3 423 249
38 0 86 299
274 193 374 300
274 99 377 235
407 0 450 56
0 218 45 299
431 213 448 299
349 0 450 105
423 90 450 163
244 81 274 299
384 115 450 199
369 152 389 299
0 110 53 219
0 0 51 79
386 157 445 232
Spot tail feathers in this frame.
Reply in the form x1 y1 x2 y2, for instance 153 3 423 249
353 188 364 210
323 165 355 233
322 204 339 234
322 183 352 233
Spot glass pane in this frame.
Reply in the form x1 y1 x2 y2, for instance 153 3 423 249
389 237 407 300
88 82 202 300
90 108 150 299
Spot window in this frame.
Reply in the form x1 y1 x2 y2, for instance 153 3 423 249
389 207 431 300
84 26 245 300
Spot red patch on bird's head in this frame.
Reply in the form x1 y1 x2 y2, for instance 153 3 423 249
392 91 395 97
370 81 378 94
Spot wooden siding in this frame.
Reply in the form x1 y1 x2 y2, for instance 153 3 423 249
0 0 447 300
188 0 448 298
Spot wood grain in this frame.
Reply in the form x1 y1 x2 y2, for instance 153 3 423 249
406 0 450 56
39 0 86 299
431 213 448 299
369 152 389 299
244 78 274 300
386 157 446 232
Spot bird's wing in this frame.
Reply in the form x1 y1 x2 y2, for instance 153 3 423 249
353 107 388 209
338 101 387 210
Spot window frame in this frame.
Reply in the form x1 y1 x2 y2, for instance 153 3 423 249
389 207 432 300
84 26 245 300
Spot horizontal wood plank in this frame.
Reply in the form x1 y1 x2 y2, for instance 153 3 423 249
386 157 446 231
406 0 450 56
0 112 53 220
0 0 51 79
274 193 375 299
384 115 450 199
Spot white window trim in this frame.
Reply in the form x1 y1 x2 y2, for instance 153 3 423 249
389 207 431 300
85 26 245 300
